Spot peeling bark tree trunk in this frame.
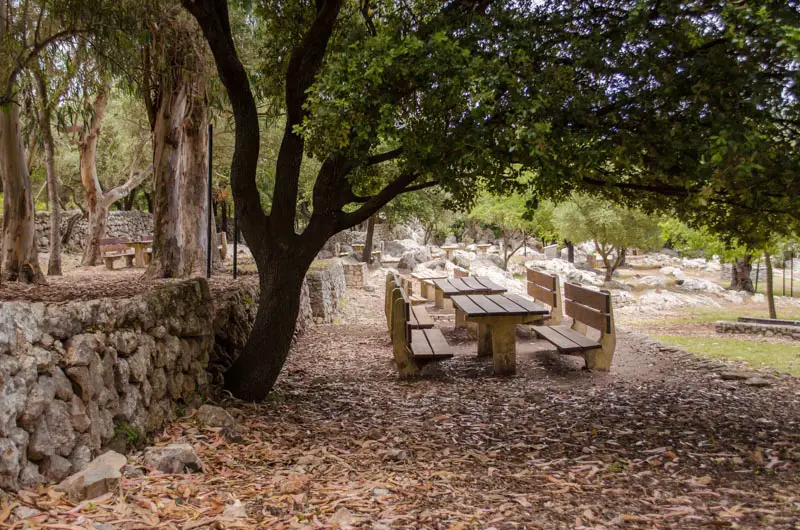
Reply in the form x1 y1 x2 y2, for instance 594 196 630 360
34 67 62 275
146 82 188 277
1 102 45 283
145 76 211 278
731 254 754 292
79 87 151 266
179 91 212 275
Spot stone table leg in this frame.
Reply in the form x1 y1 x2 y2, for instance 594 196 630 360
477 322 492 357
490 319 518 375
455 308 467 329
134 247 145 267
434 288 444 309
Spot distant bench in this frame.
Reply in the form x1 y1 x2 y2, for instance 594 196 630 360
533 282 616 370
385 272 453 376
100 238 135 270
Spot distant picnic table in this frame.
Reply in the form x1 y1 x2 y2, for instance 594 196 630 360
411 269 449 300
125 239 152 267
452 293 548 375
440 244 459 259
432 276 506 309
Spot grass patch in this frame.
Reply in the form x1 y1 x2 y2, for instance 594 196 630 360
653 335 800 376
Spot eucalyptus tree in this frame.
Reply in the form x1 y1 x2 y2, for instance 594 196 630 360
0 0 132 282
183 0 800 400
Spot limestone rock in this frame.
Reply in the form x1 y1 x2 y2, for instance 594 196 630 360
28 400 76 460
0 439 21 490
66 366 94 402
56 451 127 501
143 444 203 474
64 334 102 367
41 454 72 482
223 499 248 519
52 367 74 401
719 371 749 381
20 376 56 428
196 404 236 428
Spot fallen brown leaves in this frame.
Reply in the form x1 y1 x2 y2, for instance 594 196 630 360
2 271 800 528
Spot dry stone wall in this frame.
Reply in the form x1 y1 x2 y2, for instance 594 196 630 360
715 320 800 340
342 262 367 289
27 210 154 251
0 275 319 491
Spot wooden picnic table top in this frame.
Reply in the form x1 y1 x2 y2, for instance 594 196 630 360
441 244 460 250
411 269 450 280
451 293 549 318
432 276 507 296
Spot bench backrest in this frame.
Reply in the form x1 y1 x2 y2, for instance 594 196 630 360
526 268 562 325
453 266 469 279
385 272 411 343
99 238 128 254
564 283 612 334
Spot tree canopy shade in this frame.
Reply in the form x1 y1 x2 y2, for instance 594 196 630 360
183 0 800 400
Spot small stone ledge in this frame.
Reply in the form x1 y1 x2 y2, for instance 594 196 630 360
715 320 800 341
306 259 347 323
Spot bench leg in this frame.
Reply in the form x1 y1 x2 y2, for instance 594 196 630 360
104 258 114 270
125 255 134 268
477 323 492 357
490 320 518 376
443 298 453 310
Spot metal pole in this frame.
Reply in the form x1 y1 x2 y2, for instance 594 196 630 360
206 123 213 279
233 211 238 279
783 256 786 296
792 251 795 297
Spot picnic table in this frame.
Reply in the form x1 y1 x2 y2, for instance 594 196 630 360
411 269 449 300
451 293 549 375
432 276 506 310
475 243 492 255
441 244 459 260
125 239 152 267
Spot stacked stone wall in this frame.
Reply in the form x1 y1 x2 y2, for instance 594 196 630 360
20 210 155 251
715 320 800 341
0 276 318 491
342 262 367 289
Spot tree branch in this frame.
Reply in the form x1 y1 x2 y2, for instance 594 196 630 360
366 147 404 166
336 172 423 229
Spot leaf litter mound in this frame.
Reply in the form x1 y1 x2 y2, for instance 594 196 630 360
2 271 799 529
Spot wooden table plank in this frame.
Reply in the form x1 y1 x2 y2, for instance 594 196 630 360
467 294 507 315
450 295 489 316
460 277 484 290
449 278 471 291
484 294 533 315
497 294 549 314
433 278 460 295
473 277 506 292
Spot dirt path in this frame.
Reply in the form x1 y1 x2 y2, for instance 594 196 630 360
3 270 799 529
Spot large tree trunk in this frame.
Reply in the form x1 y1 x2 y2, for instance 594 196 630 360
34 67 62 275
362 213 376 263
731 254 754 292
145 76 211 278
566 241 575 264
224 248 312 400
179 91 211 276
1 102 45 283
765 250 777 319
146 82 188 278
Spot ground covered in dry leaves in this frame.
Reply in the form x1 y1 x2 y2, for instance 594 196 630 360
2 271 800 529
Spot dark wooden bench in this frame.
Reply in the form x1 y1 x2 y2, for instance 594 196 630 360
385 273 435 329
100 238 135 270
385 273 453 376
525 268 560 325
532 282 616 370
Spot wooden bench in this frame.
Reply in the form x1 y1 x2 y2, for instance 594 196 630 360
533 283 616 370
386 276 454 376
385 273 434 329
398 275 428 305
100 238 135 270
525 268 560 325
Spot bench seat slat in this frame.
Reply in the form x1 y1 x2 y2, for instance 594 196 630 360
409 305 435 328
533 325 600 353
410 328 454 360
